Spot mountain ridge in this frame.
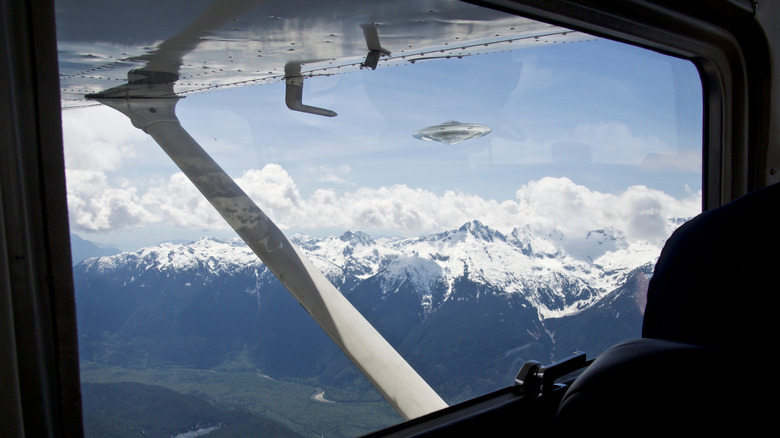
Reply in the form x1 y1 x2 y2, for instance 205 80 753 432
73 220 659 402
79 220 660 320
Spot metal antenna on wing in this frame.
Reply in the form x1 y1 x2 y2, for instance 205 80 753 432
284 62 338 117
361 23 391 70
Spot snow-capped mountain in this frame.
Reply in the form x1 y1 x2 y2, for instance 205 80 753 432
81 220 658 319
73 221 661 402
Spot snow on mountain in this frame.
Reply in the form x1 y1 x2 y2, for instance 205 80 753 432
81 237 263 277
79 221 665 319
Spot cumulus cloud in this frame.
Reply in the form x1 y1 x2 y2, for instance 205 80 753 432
62 106 164 233
141 173 226 230
512 177 699 243
61 106 148 171
230 167 698 245
236 165 303 214
65 162 700 247
66 170 158 232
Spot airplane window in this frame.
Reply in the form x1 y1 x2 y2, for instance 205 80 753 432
58 1 702 436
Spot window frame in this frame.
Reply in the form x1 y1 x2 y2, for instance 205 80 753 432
473 0 773 209
1 0 773 436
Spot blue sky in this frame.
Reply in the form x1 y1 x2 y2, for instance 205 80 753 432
63 37 703 250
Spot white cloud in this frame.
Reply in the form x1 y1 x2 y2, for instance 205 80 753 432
61 106 148 171
65 161 700 247
141 173 226 230
512 177 699 244
304 164 354 185
66 170 158 232
237 165 303 216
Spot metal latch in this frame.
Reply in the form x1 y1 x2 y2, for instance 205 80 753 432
515 351 588 397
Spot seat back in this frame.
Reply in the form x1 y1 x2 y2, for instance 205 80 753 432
557 183 780 431
642 182 780 353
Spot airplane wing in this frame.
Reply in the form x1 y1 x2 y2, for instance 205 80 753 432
57 0 590 109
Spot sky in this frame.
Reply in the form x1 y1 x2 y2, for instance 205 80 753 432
62 38 703 252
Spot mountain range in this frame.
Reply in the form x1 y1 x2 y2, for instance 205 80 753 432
70 233 121 265
73 220 658 404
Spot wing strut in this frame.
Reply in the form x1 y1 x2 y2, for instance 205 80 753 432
89 78 447 420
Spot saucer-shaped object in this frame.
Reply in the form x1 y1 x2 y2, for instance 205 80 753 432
412 121 492 145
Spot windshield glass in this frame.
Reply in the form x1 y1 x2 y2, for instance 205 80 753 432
59 1 702 436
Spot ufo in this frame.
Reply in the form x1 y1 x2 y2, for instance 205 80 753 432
412 121 492 145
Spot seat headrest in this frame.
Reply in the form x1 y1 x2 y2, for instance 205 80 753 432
642 182 780 353
556 338 748 432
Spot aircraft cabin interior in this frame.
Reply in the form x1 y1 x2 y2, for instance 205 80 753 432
1 0 777 436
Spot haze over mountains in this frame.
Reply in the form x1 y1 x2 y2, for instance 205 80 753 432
70 233 121 265
74 220 659 404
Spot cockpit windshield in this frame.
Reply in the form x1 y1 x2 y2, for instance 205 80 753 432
58 1 702 436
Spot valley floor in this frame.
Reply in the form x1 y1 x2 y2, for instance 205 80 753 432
79 359 402 438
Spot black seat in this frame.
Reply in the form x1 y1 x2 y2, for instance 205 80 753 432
556 338 725 432
642 182 780 353
557 183 780 432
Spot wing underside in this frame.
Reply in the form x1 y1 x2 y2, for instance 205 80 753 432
57 0 589 108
